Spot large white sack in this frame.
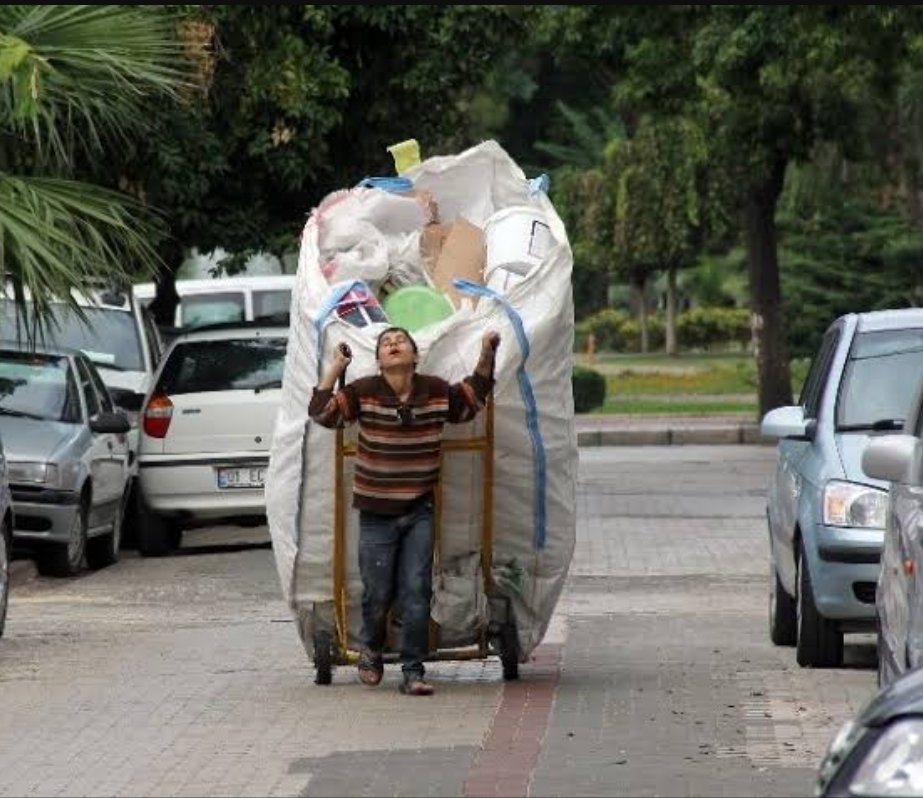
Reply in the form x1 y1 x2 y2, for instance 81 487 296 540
266 139 577 662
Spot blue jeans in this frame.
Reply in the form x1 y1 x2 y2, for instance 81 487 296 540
358 500 434 679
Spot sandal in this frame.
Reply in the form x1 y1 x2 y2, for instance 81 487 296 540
357 653 383 687
399 676 435 696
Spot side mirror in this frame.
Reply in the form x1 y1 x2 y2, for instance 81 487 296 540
90 411 131 435
862 434 919 485
761 405 815 441
108 387 144 413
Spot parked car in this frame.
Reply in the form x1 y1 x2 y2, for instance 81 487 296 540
133 274 295 330
0 433 14 638
0 342 132 576
761 309 923 668
136 323 287 556
815 664 923 797
861 370 923 687
0 283 165 543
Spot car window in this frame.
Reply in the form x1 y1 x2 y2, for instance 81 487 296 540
75 358 101 418
836 328 923 430
0 299 144 372
252 289 292 323
83 358 114 413
0 351 81 423
180 292 246 328
156 337 287 395
800 328 840 418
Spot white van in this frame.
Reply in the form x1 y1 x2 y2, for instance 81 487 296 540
133 275 295 330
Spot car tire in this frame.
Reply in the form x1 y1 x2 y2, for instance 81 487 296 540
86 488 128 570
796 544 843 668
0 517 10 639
137 506 181 558
769 563 797 647
38 500 88 578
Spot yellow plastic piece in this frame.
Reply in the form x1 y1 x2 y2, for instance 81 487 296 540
387 139 421 175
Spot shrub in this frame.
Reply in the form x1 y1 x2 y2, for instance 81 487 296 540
572 365 606 413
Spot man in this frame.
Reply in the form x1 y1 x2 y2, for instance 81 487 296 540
309 326 500 696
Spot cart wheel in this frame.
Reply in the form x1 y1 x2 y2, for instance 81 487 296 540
499 623 519 681
313 631 333 685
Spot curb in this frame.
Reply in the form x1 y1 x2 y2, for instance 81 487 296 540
10 559 38 590
576 425 772 447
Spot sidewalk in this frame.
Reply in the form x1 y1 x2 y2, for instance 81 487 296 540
576 412 769 447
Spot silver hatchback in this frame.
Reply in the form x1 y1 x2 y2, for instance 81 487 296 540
761 309 923 668
0 342 132 576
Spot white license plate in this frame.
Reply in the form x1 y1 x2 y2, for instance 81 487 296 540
216 466 266 489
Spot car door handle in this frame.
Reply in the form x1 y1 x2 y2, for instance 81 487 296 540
107 440 114 451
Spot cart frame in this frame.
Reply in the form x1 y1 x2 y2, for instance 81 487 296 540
311 392 519 684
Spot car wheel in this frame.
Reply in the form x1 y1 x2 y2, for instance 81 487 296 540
137 506 181 558
796 543 843 668
0 518 10 639
769 562 797 647
38 500 87 577
86 488 128 570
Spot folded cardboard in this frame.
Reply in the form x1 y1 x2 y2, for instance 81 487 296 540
422 217 485 308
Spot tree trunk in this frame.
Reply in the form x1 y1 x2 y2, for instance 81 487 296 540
149 240 184 329
744 159 792 419
633 276 649 353
665 267 677 357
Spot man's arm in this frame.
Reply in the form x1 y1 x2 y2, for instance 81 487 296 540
308 344 358 428
447 331 500 423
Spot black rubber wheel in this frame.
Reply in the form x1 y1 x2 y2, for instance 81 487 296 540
39 500 87 577
769 563 797 647
137 505 181 558
796 544 843 668
500 622 520 681
86 488 128 570
314 631 333 685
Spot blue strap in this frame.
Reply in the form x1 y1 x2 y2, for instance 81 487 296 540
312 279 370 379
453 278 548 549
356 176 414 193
528 174 550 195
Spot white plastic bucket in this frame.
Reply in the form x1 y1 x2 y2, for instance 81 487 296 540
484 205 552 279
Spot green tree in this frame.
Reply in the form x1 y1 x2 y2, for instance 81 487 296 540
541 5 923 416
108 5 533 324
0 5 185 327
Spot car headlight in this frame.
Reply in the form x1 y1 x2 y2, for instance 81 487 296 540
816 719 863 795
7 462 58 487
823 480 887 528
849 719 923 797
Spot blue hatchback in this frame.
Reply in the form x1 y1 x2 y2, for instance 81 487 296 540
761 309 923 668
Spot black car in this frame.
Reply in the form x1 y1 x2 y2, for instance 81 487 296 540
817 666 923 796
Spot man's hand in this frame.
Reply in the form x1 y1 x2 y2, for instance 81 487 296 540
318 342 352 390
475 331 500 380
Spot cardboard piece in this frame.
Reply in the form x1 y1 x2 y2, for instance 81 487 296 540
422 217 485 308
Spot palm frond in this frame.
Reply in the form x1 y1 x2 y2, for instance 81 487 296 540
0 4 188 167
0 172 161 328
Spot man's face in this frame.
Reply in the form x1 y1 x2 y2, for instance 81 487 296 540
377 330 416 369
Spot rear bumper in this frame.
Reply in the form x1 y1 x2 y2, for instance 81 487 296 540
139 453 268 521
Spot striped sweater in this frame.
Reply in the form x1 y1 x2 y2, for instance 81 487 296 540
308 372 493 515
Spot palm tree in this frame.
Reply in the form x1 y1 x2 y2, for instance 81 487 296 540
0 5 186 330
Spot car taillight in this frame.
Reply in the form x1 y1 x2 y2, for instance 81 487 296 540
143 393 173 439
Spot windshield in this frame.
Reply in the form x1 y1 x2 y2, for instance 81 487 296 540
156 337 287 395
836 328 923 430
180 292 246 328
0 299 143 373
0 351 80 423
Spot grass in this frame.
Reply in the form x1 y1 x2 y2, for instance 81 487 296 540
575 351 810 415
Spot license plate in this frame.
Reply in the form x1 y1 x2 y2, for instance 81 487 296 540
216 466 266 489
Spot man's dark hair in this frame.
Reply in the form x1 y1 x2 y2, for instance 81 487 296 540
375 326 418 358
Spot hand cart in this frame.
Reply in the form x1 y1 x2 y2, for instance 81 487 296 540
310 375 520 685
